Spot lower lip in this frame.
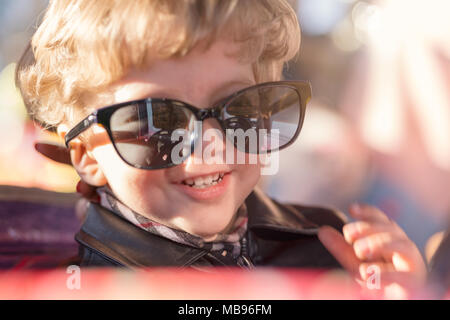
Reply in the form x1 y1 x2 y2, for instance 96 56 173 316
174 172 231 201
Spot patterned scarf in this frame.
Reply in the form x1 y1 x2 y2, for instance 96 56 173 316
96 187 248 258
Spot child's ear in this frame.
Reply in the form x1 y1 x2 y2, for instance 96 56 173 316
57 124 107 187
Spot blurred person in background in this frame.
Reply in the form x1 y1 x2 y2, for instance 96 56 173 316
263 0 449 269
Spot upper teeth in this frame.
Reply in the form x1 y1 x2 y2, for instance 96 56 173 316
183 173 225 188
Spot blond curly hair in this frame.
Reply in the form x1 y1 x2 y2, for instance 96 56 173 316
16 0 301 129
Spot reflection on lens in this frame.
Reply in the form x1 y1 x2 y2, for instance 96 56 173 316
109 100 196 168
223 85 301 153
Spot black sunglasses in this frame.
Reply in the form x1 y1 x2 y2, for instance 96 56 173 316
65 80 312 170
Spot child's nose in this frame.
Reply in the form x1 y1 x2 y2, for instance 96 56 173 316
181 118 230 168
199 119 228 162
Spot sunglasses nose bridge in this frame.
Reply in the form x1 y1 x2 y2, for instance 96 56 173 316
197 108 221 121
195 108 226 138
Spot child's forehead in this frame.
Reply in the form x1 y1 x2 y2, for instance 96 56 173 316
106 40 256 108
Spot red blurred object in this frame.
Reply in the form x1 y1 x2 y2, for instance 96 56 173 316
0 267 447 300
0 268 363 300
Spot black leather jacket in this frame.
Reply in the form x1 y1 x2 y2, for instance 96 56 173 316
75 188 347 269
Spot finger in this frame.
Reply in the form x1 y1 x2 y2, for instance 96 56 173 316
318 226 361 277
353 232 426 273
343 221 404 244
35 142 72 165
359 262 395 281
349 204 391 224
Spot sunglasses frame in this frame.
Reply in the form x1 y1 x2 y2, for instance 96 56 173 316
65 80 312 170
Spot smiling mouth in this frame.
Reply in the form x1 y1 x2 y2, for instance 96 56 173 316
181 172 227 189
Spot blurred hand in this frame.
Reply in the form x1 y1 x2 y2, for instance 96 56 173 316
318 204 427 297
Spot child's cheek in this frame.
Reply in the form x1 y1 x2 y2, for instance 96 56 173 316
90 144 147 197
92 144 126 177
92 144 169 211
92 144 159 187
234 163 261 198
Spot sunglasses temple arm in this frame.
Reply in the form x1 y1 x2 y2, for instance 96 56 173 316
64 114 97 148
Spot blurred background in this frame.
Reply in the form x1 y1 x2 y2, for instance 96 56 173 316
0 0 449 257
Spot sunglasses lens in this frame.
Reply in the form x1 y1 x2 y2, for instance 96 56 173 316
223 85 303 153
109 100 195 168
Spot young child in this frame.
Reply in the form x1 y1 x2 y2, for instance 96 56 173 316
16 0 425 289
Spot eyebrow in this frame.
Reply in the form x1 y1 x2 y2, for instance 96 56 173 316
131 79 256 107
210 79 256 102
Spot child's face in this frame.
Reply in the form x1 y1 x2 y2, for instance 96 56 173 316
68 40 261 239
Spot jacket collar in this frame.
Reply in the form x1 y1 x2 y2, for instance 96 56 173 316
246 187 319 235
76 187 320 268
77 203 208 268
